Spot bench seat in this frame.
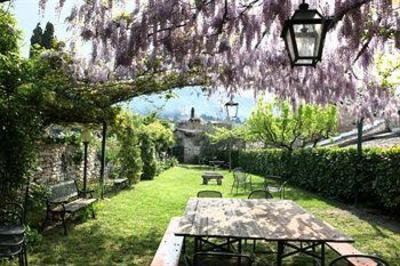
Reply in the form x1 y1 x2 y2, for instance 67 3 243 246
50 198 97 213
151 217 184 266
327 242 378 266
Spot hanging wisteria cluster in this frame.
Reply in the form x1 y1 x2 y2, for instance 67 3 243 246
39 0 400 119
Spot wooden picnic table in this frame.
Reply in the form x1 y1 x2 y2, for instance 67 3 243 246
208 160 225 169
175 198 353 266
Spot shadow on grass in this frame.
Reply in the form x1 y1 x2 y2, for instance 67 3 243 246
33 220 162 265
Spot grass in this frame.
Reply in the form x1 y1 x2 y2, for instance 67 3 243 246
24 165 400 265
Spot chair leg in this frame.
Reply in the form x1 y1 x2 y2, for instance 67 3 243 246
91 205 96 219
41 211 50 232
24 248 28 266
61 212 68 236
19 252 24 266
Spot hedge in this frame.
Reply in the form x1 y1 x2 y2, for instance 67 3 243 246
237 147 400 213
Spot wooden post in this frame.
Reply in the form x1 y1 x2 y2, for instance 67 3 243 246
100 121 107 200
229 136 232 171
356 118 364 155
355 117 364 206
83 141 89 195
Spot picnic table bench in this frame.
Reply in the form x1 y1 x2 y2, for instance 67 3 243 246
201 172 223 185
326 242 379 266
42 180 97 235
150 217 184 266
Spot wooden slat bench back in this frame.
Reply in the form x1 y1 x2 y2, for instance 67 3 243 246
48 180 79 203
151 217 184 266
327 242 378 266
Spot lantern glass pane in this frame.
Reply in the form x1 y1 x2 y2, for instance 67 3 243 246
285 29 295 61
296 58 314 65
226 104 238 119
293 23 321 58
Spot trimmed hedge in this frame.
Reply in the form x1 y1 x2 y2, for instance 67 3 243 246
238 148 400 212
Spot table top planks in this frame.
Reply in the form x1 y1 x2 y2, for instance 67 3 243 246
175 198 353 243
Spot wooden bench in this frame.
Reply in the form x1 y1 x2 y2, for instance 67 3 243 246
42 180 97 235
105 178 129 190
202 172 223 185
327 242 378 266
151 217 184 266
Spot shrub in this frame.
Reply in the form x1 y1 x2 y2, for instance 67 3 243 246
238 147 400 213
140 133 158 180
111 112 143 184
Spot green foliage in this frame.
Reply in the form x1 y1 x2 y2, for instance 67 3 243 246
145 119 175 152
0 7 43 197
246 100 337 151
376 52 400 89
238 148 400 212
30 22 60 57
201 126 246 163
110 111 143 183
109 110 176 182
140 132 158 180
0 7 20 54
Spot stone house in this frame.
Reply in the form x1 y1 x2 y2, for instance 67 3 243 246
174 108 231 163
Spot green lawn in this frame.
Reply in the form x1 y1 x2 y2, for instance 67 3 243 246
26 165 400 265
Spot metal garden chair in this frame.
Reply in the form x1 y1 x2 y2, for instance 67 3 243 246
231 168 252 194
186 251 253 266
329 254 389 266
197 190 223 198
0 203 28 266
279 181 288 199
248 190 273 199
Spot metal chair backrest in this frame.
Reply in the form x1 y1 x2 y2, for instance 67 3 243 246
328 255 389 266
197 190 223 198
279 181 288 199
193 251 253 266
248 190 273 199
233 168 248 183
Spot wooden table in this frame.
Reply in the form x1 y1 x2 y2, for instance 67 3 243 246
201 172 223 185
208 160 225 169
175 198 353 266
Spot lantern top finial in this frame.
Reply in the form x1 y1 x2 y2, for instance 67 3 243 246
299 2 309 10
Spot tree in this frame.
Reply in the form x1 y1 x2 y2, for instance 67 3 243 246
110 111 143 183
140 132 157 180
0 7 43 197
42 22 55 49
30 23 42 56
246 100 337 152
30 22 59 57
145 120 175 154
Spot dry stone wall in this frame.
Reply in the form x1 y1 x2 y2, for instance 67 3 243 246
32 143 99 185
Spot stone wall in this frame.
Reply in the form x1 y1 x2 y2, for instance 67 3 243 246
33 143 100 185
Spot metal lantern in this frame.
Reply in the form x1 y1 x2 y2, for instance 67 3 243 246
281 0 332 67
81 127 91 143
225 98 239 120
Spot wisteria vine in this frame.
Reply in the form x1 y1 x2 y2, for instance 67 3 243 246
37 0 400 119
